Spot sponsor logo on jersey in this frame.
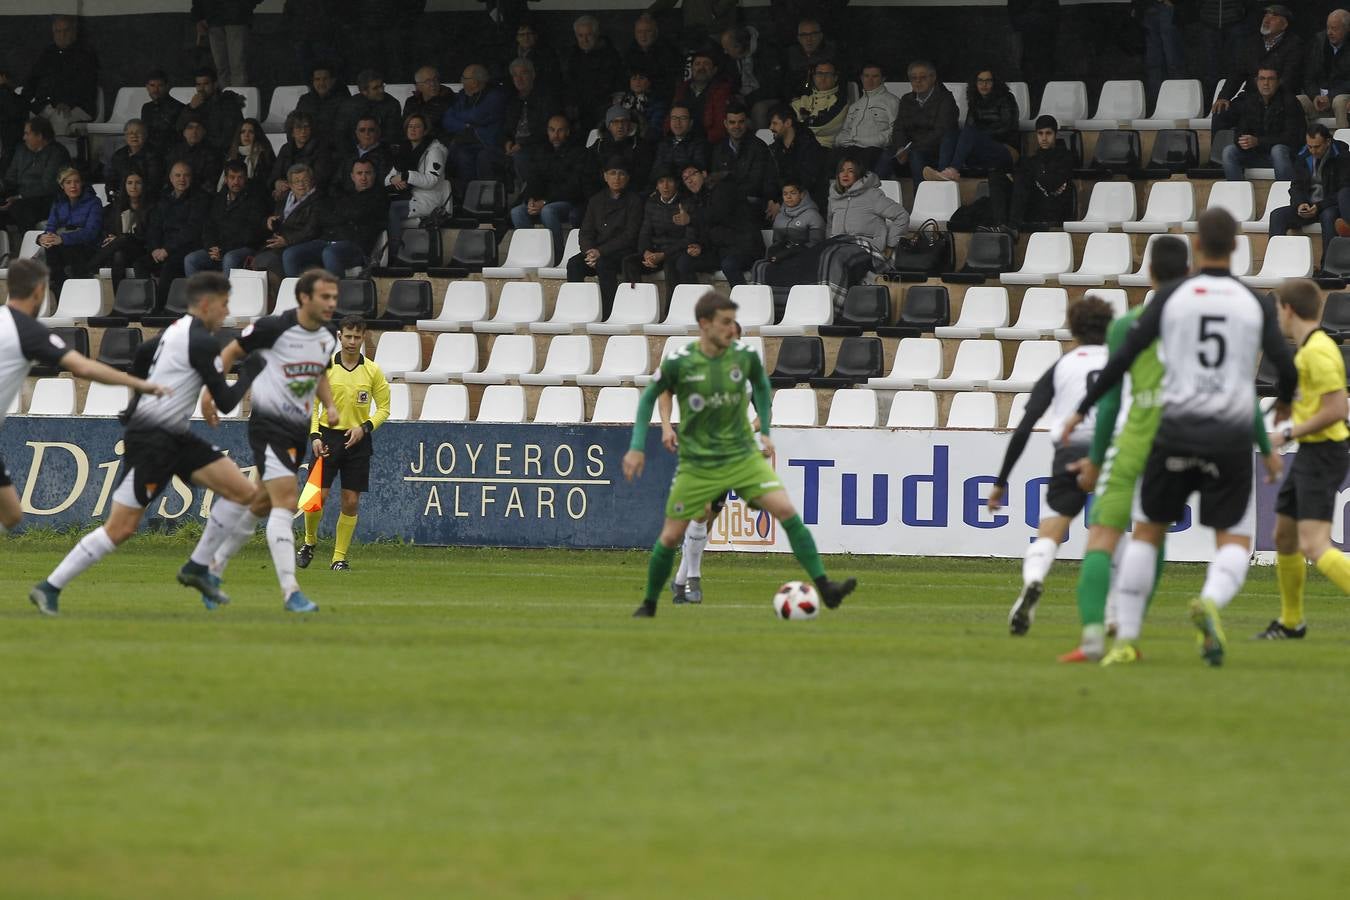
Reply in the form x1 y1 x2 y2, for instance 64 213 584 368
283 362 327 378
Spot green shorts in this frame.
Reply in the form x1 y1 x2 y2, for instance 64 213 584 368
665 453 783 520
1089 438 1151 531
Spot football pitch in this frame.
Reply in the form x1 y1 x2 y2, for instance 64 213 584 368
2 536 1347 899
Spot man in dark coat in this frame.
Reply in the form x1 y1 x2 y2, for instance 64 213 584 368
176 66 246 154
591 106 655 192
143 160 211 305
564 14 624 130
184 159 269 276
1298 10 1350 128
1210 4 1305 133
989 115 1075 234
651 103 712 189
1269 124 1350 265
166 116 222 193
0 117 71 232
886 61 959 181
679 162 762 288
1221 66 1303 182
295 62 352 145
623 166 692 313
511 115 592 260
567 154 644 318
140 70 186 153
25 15 100 135
709 102 774 221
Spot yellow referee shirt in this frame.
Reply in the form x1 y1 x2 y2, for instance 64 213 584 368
311 352 391 435
1292 329 1350 443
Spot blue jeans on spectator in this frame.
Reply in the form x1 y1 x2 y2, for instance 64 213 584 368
280 239 330 277
184 246 253 277
1269 186 1350 265
323 241 368 275
1142 3 1186 102
510 200 581 260
938 126 1015 172
278 238 368 276
1222 143 1295 182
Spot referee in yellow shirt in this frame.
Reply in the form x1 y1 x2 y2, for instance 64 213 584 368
1264 280 1350 639
299 315 391 571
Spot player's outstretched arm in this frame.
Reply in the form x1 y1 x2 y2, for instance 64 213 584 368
61 351 168 396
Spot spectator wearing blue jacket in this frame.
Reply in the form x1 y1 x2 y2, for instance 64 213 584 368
38 167 104 295
441 64 508 194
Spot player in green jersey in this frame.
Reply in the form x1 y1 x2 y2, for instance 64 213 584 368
623 291 857 618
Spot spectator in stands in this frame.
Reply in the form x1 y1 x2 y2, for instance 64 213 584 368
767 103 826 208
283 0 342 83
218 117 276 196
926 67 1018 181
339 70 403 149
193 1 262 88
720 25 782 129
623 166 691 312
1269 124 1350 258
710 102 774 218
832 62 899 173
441 64 508 192
624 14 681 99
826 154 907 247
334 115 394 189
1008 0 1058 96
673 47 735 144
1221 65 1302 181
37 167 103 296
142 161 209 304
1197 0 1247 92
651 104 711 186
887 60 959 182
613 64 668 140
251 162 323 280
782 18 842 101
87 169 154 291
405 66 457 139
0 69 24 175
765 177 825 256
512 114 591 260
0 117 72 233
106 120 165 206
495 58 559 184
1299 10 1350 128
177 66 246 153
185 159 268 277
1211 5 1304 133
296 62 351 145
565 15 624 130
567 155 644 318
271 111 334 200
1137 0 1186 103
592 106 655 191
646 0 741 48
988 115 1073 235
793 60 849 150
679 160 765 288
140 70 186 153
508 19 564 92
385 112 449 261
290 156 390 275
25 14 100 136
167 117 222 192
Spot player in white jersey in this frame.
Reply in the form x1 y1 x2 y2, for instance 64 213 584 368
199 269 338 614
29 273 264 615
1064 210 1297 666
988 296 1113 635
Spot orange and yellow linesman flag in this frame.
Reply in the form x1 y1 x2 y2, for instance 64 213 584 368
299 458 323 513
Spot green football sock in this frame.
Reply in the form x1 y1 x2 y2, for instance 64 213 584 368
1076 549 1111 626
782 515 827 581
644 541 677 603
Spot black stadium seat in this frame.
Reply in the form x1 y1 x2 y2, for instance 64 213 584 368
144 277 190 327
95 327 142 372
31 327 89 377
1145 129 1199 175
768 336 825 388
89 278 155 327
337 278 377 317
877 285 950 338
1189 129 1232 178
369 279 433 329
819 285 889 336
810 336 884 388
445 228 497 274
1079 129 1140 176
1321 239 1350 279
1322 291 1350 339
960 231 1014 276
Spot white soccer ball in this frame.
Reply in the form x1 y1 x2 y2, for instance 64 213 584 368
773 581 820 620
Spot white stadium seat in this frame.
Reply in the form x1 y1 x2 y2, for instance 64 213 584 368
1184 180 1253 231
403 333 478 384
1058 232 1133 285
730 284 775 330
825 388 879 427
532 386 585 423
85 86 150 135
473 282 544 334
988 341 1062 392
1123 181 1194 233
1119 233 1193 287
1083 289 1129 319
587 283 660 334
387 383 411 420
531 282 603 334
886 391 938 428
933 286 1009 338
1132 79 1204 128
1005 393 1049 430
1065 182 1137 233
1243 181 1291 233
418 384 469 421
994 288 1066 340
1231 235 1253 277
263 85 306 132
519 335 593 385
274 277 300 314
226 269 268 323
82 383 129 417
462 334 536 384
539 229 581 279
420 280 489 332
645 284 704 335
28 378 76 415
1188 79 1227 130
867 337 942 389
945 392 998 429
771 388 818 426
910 181 959 226
7 391 21 416
880 179 902 205
483 228 554 278
1001 232 1074 285
1023 80 1088 130
1242 236 1314 288
928 339 1003 391
1008 82 1031 124
41 278 103 325
591 386 640 423
1078 80 1145 130
371 331 421 379
760 284 831 336
475 385 526 423
946 82 969 121
576 335 651 386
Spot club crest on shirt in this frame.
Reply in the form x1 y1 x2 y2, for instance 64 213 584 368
358 390 370 404
729 366 743 383
688 393 706 412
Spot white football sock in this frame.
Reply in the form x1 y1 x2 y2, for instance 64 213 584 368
1022 536 1058 586
1201 543 1251 609
211 510 260 576
1113 539 1159 642
674 550 689 587
684 520 709 579
266 508 300 598
48 527 117 589
1105 534 1132 627
190 498 248 566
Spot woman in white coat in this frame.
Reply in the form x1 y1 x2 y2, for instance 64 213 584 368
384 112 451 259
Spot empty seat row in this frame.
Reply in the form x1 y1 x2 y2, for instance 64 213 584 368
1069 180 1298 235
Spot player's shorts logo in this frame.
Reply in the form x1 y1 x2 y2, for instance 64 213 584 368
688 393 706 412
358 390 370 404
674 501 685 513
729 366 743 383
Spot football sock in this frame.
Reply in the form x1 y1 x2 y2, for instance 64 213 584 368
1314 547 1350 595
266 508 300 597
1276 551 1307 627
333 513 357 563
644 541 677 602
673 549 689 587
304 509 321 546
1149 540 1165 611
211 510 260 576
48 527 116 590
1022 536 1057 586
1200 543 1250 609
1113 539 1158 642
1076 549 1111 626
782 514 826 581
684 520 709 578
190 498 247 566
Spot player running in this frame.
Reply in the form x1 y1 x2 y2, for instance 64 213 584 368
298 314 391 572
1064 210 1296 667
987 295 1113 636
29 272 262 615
1260 279 1350 639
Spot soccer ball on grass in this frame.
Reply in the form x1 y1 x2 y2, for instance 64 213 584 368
773 581 820 620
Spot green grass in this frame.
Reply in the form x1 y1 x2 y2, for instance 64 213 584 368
1 537 1347 898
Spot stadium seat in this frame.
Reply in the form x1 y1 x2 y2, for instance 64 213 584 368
447 228 498 271
529 282 603 334
819 285 890 336
89 278 154 326
473 281 544 334
934 287 1009 338
1000 232 1074 284
462 334 536 384
1078 80 1145 130
994 288 1067 339
28 378 76 415
1143 129 1199 174
274 277 300 314
645 284 703 335
1005 392 1049 430
1064 182 1137 233
385 383 410 420
1242 181 1291 232
519 335 593 385
587 283 660 334
760 285 832 336
770 388 818 426
825 388 879 426
768 336 825 388
262 85 306 132
928 339 1003 391
1082 288 1129 319
1188 80 1228 130
1323 239 1350 278
1243 236 1314 288
910 181 960 226
226 269 268 323
867 336 942 389
1123 181 1194 233
0 230 41 279
576 335 651 386
371 331 421 378
945 391 998 429
591 385 640 423
30 327 88 377
82 383 129 417
404 332 478 384
1133 79 1204 128
880 179 902 205
373 279 433 328
988 340 1062 392
878 285 950 337
960 231 1014 275
532 385 586 423
729 284 776 330
1184 181 1254 231
1231 235 1253 277
1119 233 1193 286
755 127 774 145
1082 130 1140 173
1023 80 1088 130
5 390 19 415
458 180 508 224
266 132 286 154
539 229 581 279
418 384 469 421
946 82 969 121
419 280 489 332
1321 291 1350 338
393 222 438 270
811 336 884 388
482 228 554 278
473 384 525 422
85 86 151 136
1059 232 1133 285
886 391 938 428
337 278 377 317
41 278 103 325
95 327 142 371
885 81 912 100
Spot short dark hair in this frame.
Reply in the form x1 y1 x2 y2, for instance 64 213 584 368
25 117 54 142
1149 235 1190 284
193 65 218 82
780 176 804 192
146 68 168 83
724 99 749 119
339 315 366 332
185 272 230 306
356 68 383 89
1276 278 1323 321
768 103 798 125
1308 122 1333 141
223 159 248 177
694 290 737 323
1068 296 1113 345
310 61 336 78
1197 208 1238 259
296 268 338 301
285 111 314 135
7 259 48 302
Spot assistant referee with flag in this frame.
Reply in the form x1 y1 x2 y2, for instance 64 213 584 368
299 315 391 571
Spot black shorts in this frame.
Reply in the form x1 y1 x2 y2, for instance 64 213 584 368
249 417 311 481
317 426 372 493
0 452 12 488
113 428 224 508
1046 444 1089 518
1276 439 1350 522
1139 444 1254 534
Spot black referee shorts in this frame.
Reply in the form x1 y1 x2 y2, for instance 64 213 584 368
317 426 372 493
1276 439 1350 522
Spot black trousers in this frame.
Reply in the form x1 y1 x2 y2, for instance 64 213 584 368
567 252 625 320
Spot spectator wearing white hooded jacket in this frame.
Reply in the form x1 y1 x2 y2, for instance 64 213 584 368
384 112 450 261
832 63 899 175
